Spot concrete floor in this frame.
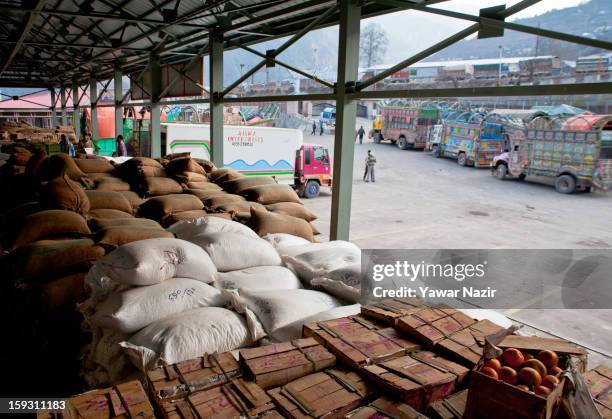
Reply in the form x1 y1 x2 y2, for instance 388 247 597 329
302 121 612 366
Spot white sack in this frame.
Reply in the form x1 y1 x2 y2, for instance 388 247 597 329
272 303 361 342
168 216 257 240
214 266 302 291
282 240 361 287
262 233 310 254
277 240 357 258
310 277 361 303
228 289 342 341
91 278 227 333
188 232 281 272
93 238 217 286
120 307 252 371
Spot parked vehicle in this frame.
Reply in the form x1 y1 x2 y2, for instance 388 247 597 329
370 103 439 149
320 107 336 126
428 112 505 167
492 115 612 193
162 123 331 198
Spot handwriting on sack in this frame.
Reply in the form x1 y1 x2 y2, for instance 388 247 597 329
168 287 197 301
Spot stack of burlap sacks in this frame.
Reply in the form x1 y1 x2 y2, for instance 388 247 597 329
79 216 362 388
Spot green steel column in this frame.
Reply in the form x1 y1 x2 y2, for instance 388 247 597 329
114 65 123 141
49 88 57 128
89 76 99 141
330 0 361 241
149 54 162 158
209 30 224 166
60 86 68 126
72 80 81 138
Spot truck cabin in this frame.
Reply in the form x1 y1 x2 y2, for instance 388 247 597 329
562 115 612 159
295 144 331 178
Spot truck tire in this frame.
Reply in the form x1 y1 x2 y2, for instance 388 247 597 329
457 152 468 167
373 133 382 144
518 174 526 181
496 164 508 180
431 145 441 158
398 137 409 150
303 180 320 199
555 174 576 194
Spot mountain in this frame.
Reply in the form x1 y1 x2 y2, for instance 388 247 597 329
428 0 612 61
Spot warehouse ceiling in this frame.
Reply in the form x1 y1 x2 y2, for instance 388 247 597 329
0 0 449 87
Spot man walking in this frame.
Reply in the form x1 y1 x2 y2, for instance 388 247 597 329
363 150 376 182
319 120 324 136
311 120 317 135
356 125 365 144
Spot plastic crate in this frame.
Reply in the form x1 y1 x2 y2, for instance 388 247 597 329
93 137 116 156
43 143 62 155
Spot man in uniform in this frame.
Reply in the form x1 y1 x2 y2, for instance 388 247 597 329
364 150 376 182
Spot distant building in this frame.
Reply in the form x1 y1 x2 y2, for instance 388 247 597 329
575 54 612 74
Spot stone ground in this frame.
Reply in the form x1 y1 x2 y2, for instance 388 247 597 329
301 118 612 366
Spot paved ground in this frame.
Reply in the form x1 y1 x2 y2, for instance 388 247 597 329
301 120 612 366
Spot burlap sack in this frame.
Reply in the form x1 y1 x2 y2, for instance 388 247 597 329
202 194 246 209
166 157 206 175
248 207 314 241
10 146 32 166
86 172 115 181
140 177 183 196
138 166 167 177
95 177 131 192
265 202 317 222
129 157 163 168
222 176 277 194
96 227 174 248
11 210 91 250
88 209 135 220
212 201 266 214
41 154 87 181
86 190 133 214
90 218 162 232
166 211 231 225
42 174 90 215
187 190 228 202
75 158 115 174
241 184 302 205
173 172 208 183
118 191 145 209
25 150 47 179
209 168 245 183
185 184 223 196
39 272 88 309
193 158 216 173
139 194 204 220
11 238 104 280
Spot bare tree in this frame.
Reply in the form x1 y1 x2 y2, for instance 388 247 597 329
360 22 389 69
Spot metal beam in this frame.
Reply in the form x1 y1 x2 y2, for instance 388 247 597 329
330 0 360 241
0 0 46 77
114 66 123 142
90 76 99 141
49 87 57 127
60 85 67 125
72 79 80 138
351 82 612 99
149 54 162 158
0 40 147 51
210 30 224 167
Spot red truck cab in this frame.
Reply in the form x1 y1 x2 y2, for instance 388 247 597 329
294 143 333 198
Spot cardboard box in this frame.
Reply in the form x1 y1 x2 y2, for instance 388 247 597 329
436 320 505 367
428 389 468 419
38 380 155 418
583 365 612 418
347 396 429 419
267 368 372 418
396 308 477 347
147 352 240 401
303 315 420 369
239 337 336 389
361 298 425 325
160 378 275 419
361 351 468 413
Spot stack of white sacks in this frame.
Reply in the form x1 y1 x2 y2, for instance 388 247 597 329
80 217 362 387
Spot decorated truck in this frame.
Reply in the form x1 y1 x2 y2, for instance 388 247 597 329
371 103 439 149
428 111 505 167
162 123 331 198
492 115 612 194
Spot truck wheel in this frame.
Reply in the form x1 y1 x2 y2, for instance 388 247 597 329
398 137 408 150
457 152 467 166
518 174 526 181
555 174 576 194
496 164 508 180
303 181 320 199
373 133 382 144
431 145 440 158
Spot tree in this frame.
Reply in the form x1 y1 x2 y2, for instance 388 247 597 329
360 22 389 69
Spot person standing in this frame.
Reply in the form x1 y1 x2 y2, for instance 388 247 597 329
356 125 365 144
311 120 317 135
115 135 127 157
319 120 324 136
363 150 376 182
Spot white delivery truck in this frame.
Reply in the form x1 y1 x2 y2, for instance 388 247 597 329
162 123 302 179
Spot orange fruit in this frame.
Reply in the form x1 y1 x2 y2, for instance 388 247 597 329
537 350 559 368
542 375 560 389
502 348 525 369
519 367 542 387
484 359 502 372
499 367 518 385
523 359 548 378
481 367 499 380
516 384 530 391
548 366 563 376
534 385 551 397
524 353 534 361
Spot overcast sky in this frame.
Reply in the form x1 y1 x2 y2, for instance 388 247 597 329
365 0 589 63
